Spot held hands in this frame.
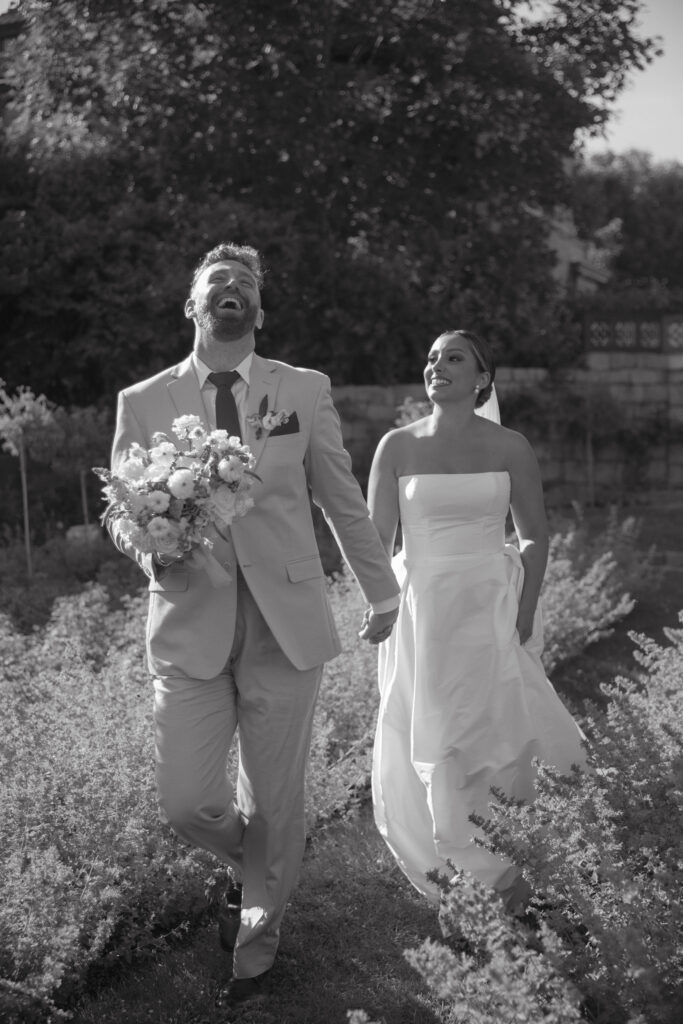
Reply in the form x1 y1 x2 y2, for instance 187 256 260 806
358 607 398 645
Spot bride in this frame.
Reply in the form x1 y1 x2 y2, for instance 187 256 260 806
368 329 587 914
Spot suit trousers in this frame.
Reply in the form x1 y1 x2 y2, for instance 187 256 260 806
152 570 323 978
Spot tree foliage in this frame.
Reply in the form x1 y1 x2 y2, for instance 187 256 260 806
570 150 683 303
0 0 658 402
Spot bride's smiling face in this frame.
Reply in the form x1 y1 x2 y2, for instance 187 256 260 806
424 334 489 403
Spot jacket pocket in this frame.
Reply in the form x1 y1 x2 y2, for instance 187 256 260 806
149 571 188 593
286 555 323 583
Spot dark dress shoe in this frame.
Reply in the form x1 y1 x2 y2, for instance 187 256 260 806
217 881 242 952
215 969 271 1007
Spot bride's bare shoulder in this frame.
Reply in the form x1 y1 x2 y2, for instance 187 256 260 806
373 420 426 464
476 417 527 444
493 423 540 467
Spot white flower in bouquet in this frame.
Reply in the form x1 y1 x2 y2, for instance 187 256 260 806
146 517 185 552
210 485 238 523
217 455 243 483
143 490 171 514
147 515 176 540
145 442 176 481
208 429 236 453
117 518 146 549
118 455 147 482
173 414 207 449
172 414 202 435
126 491 149 516
167 468 196 499
150 440 177 458
93 416 260 585
238 494 254 516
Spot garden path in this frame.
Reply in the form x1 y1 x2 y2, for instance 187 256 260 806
71 809 451 1024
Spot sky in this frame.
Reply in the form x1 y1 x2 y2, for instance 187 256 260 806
581 0 683 163
0 0 681 163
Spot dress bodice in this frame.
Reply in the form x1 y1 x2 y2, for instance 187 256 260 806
398 472 509 562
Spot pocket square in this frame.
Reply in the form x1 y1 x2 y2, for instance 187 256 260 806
268 411 299 437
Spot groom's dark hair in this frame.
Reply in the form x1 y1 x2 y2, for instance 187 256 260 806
190 242 265 291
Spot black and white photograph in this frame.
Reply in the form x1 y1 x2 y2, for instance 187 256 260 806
1 1 681 1022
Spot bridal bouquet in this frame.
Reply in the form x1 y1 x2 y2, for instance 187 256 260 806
94 414 258 585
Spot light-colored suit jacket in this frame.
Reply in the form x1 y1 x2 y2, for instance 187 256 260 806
109 353 399 677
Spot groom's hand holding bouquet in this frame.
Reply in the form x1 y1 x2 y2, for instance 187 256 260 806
94 414 258 585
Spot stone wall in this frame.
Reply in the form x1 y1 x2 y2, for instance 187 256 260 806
331 384 422 486
331 347 683 505
583 349 683 424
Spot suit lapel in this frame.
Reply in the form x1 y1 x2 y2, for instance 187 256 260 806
246 354 282 469
165 353 282 467
167 356 208 438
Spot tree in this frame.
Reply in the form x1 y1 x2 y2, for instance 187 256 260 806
50 405 113 528
0 381 59 577
0 0 659 400
570 150 683 297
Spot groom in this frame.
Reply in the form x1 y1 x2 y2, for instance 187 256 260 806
108 242 400 1006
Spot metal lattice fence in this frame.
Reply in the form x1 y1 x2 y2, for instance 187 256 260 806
586 315 683 352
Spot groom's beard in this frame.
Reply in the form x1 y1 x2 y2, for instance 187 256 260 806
195 300 260 342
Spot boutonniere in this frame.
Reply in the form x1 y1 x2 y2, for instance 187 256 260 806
246 395 291 439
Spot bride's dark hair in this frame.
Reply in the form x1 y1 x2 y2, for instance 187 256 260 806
437 330 496 408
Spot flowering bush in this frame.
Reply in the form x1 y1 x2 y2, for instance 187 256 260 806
0 571 379 1021
0 380 59 578
541 543 634 673
0 507 658 1021
408 869 583 1024
541 507 655 672
94 415 257 582
0 586 230 1022
305 572 379 825
394 395 431 426
402 619 683 1024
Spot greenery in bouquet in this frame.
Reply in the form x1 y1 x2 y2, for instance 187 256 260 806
93 414 258 570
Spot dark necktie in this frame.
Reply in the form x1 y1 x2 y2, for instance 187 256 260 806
208 370 242 440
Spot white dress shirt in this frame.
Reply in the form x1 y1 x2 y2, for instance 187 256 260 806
193 350 252 434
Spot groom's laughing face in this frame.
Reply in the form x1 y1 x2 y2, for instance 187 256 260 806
186 260 264 341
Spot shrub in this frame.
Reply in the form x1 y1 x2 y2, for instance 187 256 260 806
0 529 143 632
408 870 583 1024
0 586 228 1021
305 572 380 826
541 507 656 672
403 617 683 1024
0 570 383 1020
394 395 431 426
0 508 650 1020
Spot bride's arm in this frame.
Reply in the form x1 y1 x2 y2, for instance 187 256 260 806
367 430 401 559
506 431 550 645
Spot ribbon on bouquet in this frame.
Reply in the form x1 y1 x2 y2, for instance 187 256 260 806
186 541 232 587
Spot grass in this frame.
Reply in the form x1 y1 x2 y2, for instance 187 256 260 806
70 808 453 1024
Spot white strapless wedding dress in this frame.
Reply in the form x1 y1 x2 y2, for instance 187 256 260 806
372 472 587 905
